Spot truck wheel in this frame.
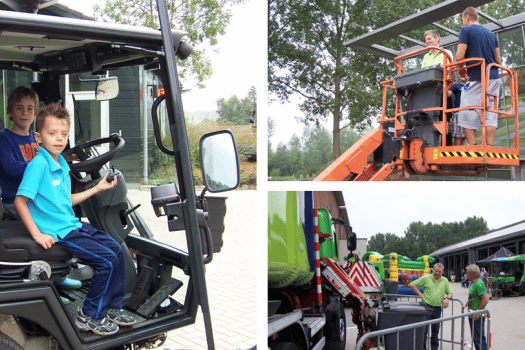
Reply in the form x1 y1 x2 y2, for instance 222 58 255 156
270 342 300 350
0 332 23 350
326 307 346 350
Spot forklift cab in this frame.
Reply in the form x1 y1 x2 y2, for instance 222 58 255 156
0 3 239 349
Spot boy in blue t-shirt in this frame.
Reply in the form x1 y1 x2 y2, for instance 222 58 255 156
15 103 136 336
448 73 469 146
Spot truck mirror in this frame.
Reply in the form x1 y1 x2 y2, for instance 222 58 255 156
347 231 357 251
96 78 120 101
199 130 239 192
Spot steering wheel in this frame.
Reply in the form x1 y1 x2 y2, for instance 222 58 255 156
62 133 125 176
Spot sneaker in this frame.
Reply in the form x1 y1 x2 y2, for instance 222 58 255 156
54 277 82 289
60 296 70 304
75 310 119 336
107 309 137 326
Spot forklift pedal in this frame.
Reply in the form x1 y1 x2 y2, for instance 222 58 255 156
137 278 183 318
126 266 155 310
68 264 94 281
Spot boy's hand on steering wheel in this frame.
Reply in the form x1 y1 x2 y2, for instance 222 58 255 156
64 153 80 162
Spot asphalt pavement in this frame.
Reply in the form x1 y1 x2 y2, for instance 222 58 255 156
344 281 525 349
126 188 257 350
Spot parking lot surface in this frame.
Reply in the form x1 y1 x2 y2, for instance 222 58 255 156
127 188 257 350
344 280 525 349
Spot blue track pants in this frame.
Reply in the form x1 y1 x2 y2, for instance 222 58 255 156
57 223 125 319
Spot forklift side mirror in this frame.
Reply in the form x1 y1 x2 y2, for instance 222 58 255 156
96 78 119 101
199 130 240 193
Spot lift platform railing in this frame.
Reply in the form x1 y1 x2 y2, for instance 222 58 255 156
382 46 519 150
486 62 519 148
389 46 454 145
314 45 519 180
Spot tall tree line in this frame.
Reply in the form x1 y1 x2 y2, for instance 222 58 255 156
367 216 489 260
268 118 362 179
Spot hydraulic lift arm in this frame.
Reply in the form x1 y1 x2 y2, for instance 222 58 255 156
314 129 385 181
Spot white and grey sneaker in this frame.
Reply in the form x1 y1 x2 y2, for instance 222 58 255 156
75 309 119 336
107 308 137 326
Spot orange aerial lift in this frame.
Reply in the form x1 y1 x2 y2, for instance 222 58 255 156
315 46 519 181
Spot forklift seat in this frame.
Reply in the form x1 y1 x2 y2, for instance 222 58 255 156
0 220 72 280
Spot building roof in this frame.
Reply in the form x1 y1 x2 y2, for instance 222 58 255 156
430 220 525 257
344 0 524 59
334 191 350 232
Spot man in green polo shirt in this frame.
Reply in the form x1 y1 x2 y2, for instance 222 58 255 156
421 30 453 68
410 263 453 350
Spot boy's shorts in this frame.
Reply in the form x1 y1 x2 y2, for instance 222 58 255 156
458 79 502 129
452 112 465 139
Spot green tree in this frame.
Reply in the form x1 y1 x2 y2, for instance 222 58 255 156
268 116 276 149
270 143 293 176
288 134 304 176
367 232 399 255
339 126 363 154
481 0 525 21
301 125 333 176
385 236 411 257
93 0 246 86
248 86 257 125
269 0 391 159
216 87 257 125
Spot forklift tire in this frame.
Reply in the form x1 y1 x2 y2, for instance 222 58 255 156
325 304 347 350
0 332 23 350
270 342 300 350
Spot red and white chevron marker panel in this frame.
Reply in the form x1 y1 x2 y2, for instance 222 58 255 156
347 262 382 288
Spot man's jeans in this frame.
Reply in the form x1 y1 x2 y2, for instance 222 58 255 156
468 317 488 350
424 306 442 350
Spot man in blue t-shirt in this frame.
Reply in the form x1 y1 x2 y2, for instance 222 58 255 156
455 7 502 146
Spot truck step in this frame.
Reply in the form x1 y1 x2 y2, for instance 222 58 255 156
302 315 326 337
311 337 326 350
136 278 183 318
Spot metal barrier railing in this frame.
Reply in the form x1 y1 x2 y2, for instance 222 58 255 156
361 294 491 350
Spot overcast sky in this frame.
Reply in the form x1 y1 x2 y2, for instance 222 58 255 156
59 0 264 113
341 182 525 241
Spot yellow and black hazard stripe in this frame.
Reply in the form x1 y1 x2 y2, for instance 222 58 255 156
439 151 484 158
438 151 518 159
486 152 518 159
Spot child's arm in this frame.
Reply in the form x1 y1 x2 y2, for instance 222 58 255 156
71 173 118 206
14 195 55 250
